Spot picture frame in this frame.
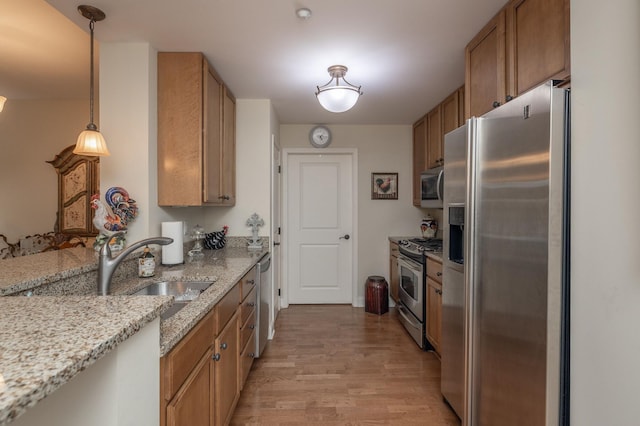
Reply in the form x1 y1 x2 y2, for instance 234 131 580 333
371 172 398 200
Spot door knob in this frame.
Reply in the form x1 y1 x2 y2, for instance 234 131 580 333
339 234 350 240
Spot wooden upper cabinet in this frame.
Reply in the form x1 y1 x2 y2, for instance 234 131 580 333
457 86 465 124
412 117 427 206
506 0 570 96
465 0 570 119
158 52 236 206
426 105 442 170
465 10 507 119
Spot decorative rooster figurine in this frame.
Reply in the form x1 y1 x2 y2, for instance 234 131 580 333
204 225 229 250
91 187 139 249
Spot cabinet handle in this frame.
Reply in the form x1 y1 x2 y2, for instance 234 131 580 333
249 324 255 330
221 342 228 350
247 302 256 307
218 195 231 200
436 272 442 277
492 101 501 108
249 353 255 358
506 95 514 102
213 353 221 361
247 279 255 285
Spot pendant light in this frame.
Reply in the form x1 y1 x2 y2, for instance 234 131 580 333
315 65 363 113
73 5 110 156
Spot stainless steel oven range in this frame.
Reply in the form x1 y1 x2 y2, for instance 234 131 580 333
396 238 442 349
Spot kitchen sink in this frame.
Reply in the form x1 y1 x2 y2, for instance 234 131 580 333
132 281 214 319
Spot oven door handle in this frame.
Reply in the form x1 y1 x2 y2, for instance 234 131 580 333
398 255 421 272
397 304 421 329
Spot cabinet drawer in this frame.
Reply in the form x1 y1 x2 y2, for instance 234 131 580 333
426 257 443 282
216 283 240 334
162 308 216 401
240 286 257 325
240 266 257 301
239 332 256 390
240 309 256 353
390 241 399 256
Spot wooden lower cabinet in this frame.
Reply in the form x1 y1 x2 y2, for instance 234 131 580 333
166 349 214 426
426 277 442 354
240 332 257 387
161 266 259 426
214 311 240 426
425 257 443 355
389 242 399 302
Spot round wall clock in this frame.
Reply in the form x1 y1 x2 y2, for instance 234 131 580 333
309 125 332 148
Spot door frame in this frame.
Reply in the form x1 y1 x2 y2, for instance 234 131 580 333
269 134 281 338
281 148 359 308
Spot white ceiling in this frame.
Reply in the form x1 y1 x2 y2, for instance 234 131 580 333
2 0 506 124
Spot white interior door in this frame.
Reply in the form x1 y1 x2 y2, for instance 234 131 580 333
270 135 281 337
286 152 354 304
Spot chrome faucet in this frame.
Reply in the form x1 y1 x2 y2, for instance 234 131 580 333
97 231 174 295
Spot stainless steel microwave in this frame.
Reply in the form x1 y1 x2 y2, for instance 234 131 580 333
420 167 444 208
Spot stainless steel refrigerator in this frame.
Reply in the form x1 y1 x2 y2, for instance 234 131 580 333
441 82 570 426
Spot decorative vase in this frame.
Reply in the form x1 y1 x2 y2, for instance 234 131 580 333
421 216 438 238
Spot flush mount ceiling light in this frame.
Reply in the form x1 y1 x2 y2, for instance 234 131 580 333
73 5 110 157
0 96 6 113
296 7 312 19
315 65 363 113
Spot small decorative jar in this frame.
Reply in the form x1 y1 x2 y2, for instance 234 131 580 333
421 216 438 238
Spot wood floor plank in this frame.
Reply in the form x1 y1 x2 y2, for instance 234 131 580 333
231 305 460 425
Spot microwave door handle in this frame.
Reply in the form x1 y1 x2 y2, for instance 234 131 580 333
436 169 444 201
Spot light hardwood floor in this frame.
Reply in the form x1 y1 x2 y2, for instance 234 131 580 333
231 305 461 425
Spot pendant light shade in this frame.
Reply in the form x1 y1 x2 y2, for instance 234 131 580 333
75 127 110 156
315 65 363 113
73 5 110 156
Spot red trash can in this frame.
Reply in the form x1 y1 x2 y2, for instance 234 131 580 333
365 275 389 315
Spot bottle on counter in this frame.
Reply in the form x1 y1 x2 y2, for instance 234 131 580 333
138 245 156 277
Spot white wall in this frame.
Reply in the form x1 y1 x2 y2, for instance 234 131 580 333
0 99 86 241
280 124 430 303
571 0 640 423
203 99 272 239
99 43 205 245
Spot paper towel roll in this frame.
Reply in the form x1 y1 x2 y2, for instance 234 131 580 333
161 221 184 265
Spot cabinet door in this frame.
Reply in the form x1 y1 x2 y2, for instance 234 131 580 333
204 62 224 204
457 86 465 122
465 10 507 118
389 242 399 302
442 89 462 138
426 277 442 354
239 332 256 390
166 350 214 426
158 52 205 206
221 87 236 205
412 117 427 206
214 312 239 426
426 105 443 169
507 0 570 96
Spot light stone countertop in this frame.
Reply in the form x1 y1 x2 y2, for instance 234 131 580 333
0 247 98 296
0 295 173 426
0 239 268 424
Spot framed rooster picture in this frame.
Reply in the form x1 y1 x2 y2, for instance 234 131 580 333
371 172 398 200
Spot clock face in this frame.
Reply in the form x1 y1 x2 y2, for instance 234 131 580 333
309 126 332 148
